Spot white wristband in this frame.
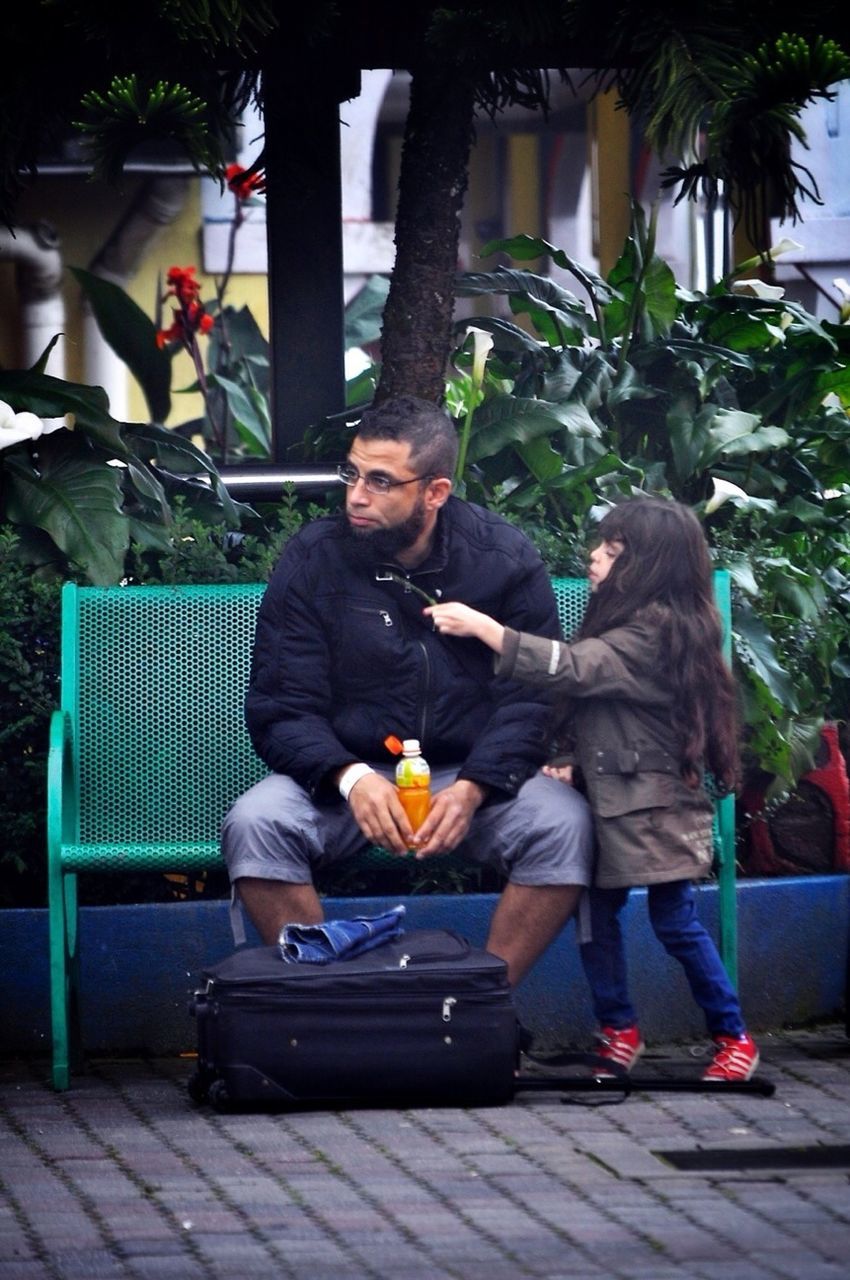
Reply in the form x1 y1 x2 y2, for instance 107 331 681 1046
338 763 375 801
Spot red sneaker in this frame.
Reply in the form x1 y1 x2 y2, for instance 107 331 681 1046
702 1033 760 1082
593 1024 645 1076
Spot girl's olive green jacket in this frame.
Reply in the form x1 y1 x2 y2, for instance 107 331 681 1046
497 617 715 888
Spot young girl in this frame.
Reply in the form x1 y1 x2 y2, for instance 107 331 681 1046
425 496 759 1082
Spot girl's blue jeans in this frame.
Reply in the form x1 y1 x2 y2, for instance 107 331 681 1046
579 880 746 1038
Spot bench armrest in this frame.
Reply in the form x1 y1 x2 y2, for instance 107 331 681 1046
47 709 76 872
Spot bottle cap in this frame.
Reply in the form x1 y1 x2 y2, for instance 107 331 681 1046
383 735 404 756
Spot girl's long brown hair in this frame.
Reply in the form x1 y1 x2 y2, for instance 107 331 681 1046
577 497 740 792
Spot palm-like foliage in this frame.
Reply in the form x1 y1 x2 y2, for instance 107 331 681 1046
4 3 849 242
448 209 850 795
565 6 850 246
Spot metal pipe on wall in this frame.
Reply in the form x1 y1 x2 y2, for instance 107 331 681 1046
0 221 65 376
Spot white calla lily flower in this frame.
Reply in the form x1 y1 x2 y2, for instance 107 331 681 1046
730 238 804 281
832 279 850 323
0 401 70 452
766 237 804 260
730 279 786 300
704 477 752 514
467 326 494 389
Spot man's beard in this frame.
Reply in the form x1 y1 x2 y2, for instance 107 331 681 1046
340 498 428 567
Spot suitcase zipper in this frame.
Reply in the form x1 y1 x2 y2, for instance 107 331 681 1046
209 989 507 1014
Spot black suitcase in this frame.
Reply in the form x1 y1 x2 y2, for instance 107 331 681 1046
188 929 521 1111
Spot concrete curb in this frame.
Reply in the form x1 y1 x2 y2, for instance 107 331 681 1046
3 875 847 1057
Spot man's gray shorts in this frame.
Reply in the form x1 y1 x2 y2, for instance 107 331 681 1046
222 764 594 910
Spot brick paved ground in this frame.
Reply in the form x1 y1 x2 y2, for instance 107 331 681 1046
1 1024 849 1280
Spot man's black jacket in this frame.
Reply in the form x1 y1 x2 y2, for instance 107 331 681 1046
245 496 563 800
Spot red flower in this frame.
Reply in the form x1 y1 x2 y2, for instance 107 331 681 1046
155 277 214 348
164 265 202 306
225 163 266 200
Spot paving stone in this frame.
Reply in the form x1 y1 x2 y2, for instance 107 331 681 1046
1 1026 849 1280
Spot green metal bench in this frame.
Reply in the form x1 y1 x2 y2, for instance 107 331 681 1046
47 572 735 1090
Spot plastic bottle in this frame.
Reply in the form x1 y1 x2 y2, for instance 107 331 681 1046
394 738 431 832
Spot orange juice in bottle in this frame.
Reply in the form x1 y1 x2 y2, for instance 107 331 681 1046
395 739 431 831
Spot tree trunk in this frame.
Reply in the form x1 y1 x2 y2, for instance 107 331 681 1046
376 59 477 405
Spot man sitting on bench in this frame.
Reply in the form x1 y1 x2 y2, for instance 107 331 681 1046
221 394 593 986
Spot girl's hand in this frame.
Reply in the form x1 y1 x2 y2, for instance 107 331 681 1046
542 762 574 786
424 602 505 653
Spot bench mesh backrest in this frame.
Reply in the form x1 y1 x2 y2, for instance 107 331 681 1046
551 576 590 639
72 584 267 843
66 576 642 844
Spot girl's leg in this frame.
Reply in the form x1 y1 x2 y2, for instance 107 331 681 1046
647 880 745 1037
579 886 636 1027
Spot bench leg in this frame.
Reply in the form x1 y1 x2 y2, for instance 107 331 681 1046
715 793 739 989
49 870 80 1091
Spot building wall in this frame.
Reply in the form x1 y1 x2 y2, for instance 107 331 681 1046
1 173 269 429
2 73 848 443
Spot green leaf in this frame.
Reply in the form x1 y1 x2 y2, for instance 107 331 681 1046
344 275 390 349
466 396 600 466
667 404 719 481
70 267 172 422
3 436 128 584
515 436 563 482
702 307 783 353
0 369 116 429
126 422 240 524
665 337 754 371
733 600 798 711
457 269 592 345
722 556 759 597
542 348 617 413
208 372 271 456
815 364 850 408
605 238 678 339
707 420 791 464
479 235 618 307
454 316 545 356
670 407 789 479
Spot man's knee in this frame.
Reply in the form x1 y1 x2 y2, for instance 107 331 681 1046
484 773 594 885
220 774 316 881
516 774 594 848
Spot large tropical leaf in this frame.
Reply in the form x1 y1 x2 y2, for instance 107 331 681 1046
3 436 128 584
0 369 120 434
345 275 390 349
70 267 172 423
466 395 601 466
604 236 678 340
126 423 242 524
453 316 547 357
456 269 593 346
541 348 618 414
668 405 789 481
208 372 271 456
733 599 798 711
479 234 618 308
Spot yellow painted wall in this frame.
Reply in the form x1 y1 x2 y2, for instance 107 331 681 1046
505 134 541 245
589 89 632 277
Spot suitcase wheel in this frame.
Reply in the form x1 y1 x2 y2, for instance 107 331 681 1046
186 1069 211 1105
207 1078 233 1113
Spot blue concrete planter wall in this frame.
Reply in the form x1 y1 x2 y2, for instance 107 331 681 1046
2 876 847 1059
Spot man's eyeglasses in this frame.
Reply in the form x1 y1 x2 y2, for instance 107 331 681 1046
337 462 431 496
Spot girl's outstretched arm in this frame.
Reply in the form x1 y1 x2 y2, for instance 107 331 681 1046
424 602 506 654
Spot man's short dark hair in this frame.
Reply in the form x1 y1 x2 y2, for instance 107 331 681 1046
354 395 459 480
